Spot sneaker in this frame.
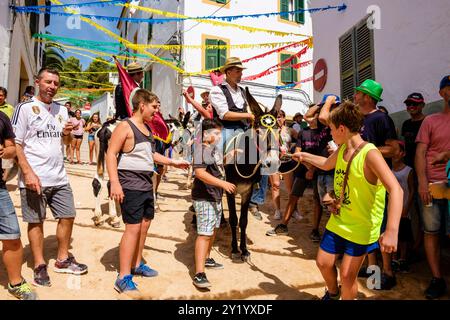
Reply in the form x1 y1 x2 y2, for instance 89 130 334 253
321 287 341 300
114 275 139 293
274 210 282 220
8 280 38 300
292 210 304 221
375 273 397 290
193 272 211 289
309 229 321 242
33 264 51 287
266 224 288 236
131 262 158 277
54 256 88 275
205 258 224 270
425 277 447 299
249 206 263 221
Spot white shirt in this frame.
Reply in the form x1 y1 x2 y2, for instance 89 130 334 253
209 82 247 120
12 97 69 187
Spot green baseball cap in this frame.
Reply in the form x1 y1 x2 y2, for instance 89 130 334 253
355 79 383 102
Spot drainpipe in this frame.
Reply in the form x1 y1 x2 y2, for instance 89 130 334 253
2 0 15 88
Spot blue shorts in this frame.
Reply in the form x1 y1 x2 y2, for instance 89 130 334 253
320 229 379 257
0 188 21 240
88 134 95 142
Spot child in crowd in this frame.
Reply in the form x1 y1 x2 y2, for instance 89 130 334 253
293 101 402 300
106 89 189 295
191 119 236 289
391 140 415 272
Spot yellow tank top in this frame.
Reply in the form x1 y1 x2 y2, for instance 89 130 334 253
326 143 386 245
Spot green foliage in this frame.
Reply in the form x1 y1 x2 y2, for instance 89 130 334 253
43 41 66 71
61 56 83 88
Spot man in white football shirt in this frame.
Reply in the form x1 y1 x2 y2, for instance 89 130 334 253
12 68 88 287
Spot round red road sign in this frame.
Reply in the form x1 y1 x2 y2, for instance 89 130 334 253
313 59 328 92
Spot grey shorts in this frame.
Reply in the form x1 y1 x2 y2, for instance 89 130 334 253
0 188 21 240
20 184 76 223
419 198 448 235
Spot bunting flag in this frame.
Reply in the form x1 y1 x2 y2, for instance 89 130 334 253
14 3 346 25
49 0 186 74
12 0 127 11
60 75 114 87
275 76 314 91
125 3 311 38
210 72 224 86
242 46 309 81
242 38 312 63
34 33 304 50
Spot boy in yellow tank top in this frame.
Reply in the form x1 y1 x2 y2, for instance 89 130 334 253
293 101 403 300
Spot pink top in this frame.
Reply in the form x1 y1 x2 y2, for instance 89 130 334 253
415 112 450 182
70 117 86 136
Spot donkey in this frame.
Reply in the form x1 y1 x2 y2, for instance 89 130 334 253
224 88 282 261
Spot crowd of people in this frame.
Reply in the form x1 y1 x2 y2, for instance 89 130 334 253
0 59 449 301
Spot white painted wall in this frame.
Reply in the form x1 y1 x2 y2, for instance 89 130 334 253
312 0 450 113
91 92 115 123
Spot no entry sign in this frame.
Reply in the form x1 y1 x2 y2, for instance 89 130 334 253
313 59 328 92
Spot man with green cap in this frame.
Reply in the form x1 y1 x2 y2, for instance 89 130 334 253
353 79 399 290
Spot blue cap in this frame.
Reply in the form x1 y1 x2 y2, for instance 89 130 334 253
440 75 450 90
319 94 341 106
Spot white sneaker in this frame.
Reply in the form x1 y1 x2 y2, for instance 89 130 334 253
293 210 304 221
274 210 282 220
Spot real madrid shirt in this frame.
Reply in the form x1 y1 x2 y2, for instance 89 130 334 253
12 97 69 188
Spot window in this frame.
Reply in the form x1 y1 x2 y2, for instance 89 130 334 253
280 0 305 24
204 38 228 70
147 22 153 44
280 53 298 84
339 18 375 100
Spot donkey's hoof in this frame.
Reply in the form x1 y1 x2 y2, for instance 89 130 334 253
111 221 121 228
93 216 103 227
241 251 251 262
231 252 241 261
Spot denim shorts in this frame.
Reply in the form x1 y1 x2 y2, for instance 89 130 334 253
88 134 95 142
317 174 334 206
0 188 21 240
419 198 449 234
193 200 222 236
320 229 379 257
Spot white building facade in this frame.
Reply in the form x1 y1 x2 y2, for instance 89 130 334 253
117 0 315 118
0 0 49 106
311 0 450 127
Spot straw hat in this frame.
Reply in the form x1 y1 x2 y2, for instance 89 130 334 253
127 62 144 74
219 57 246 74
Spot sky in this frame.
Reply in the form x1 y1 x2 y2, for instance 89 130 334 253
46 0 124 69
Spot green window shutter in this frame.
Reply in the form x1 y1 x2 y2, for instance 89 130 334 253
291 57 298 82
144 70 152 90
295 0 305 24
218 40 227 68
281 53 292 83
205 39 218 70
355 22 374 85
339 30 356 100
280 0 289 20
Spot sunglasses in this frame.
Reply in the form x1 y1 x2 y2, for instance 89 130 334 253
406 102 421 107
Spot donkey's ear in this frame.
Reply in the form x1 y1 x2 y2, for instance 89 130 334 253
182 111 191 129
270 94 283 116
245 87 264 119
